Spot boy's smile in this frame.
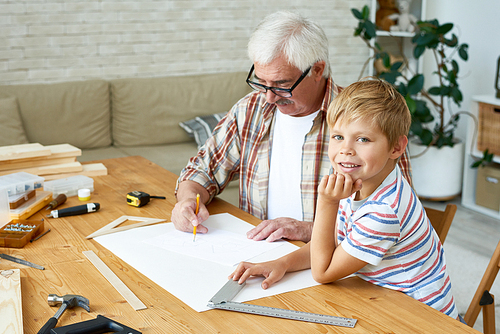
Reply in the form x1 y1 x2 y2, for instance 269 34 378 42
328 117 403 199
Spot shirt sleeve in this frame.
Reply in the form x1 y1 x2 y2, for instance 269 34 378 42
176 101 244 203
341 203 401 266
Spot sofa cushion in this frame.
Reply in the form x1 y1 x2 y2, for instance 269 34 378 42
110 72 250 147
0 80 111 149
179 112 227 148
0 95 29 146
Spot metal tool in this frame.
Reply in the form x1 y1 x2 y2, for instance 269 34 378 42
0 253 44 270
45 193 67 210
207 279 357 328
50 315 141 334
38 294 90 334
30 228 51 242
47 203 100 218
126 191 165 207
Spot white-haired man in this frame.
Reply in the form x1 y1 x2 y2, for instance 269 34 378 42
172 11 412 242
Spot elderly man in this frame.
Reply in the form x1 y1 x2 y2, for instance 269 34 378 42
172 11 412 242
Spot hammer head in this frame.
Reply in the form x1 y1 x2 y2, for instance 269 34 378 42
48 294 90 312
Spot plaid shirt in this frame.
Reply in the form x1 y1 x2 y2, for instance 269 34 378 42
178 77 412 221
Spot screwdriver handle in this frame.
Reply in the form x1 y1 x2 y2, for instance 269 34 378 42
49 203 100 218
45 193 67 210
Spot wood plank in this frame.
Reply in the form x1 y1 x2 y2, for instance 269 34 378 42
0 162 83 177
82 250 147 311
0 269 23 334
0 143 51 162
42 163 107 181
0 156 77 172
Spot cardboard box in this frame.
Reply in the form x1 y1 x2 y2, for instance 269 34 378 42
475 164 500 211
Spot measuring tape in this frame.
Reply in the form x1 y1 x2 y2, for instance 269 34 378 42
126 191 165 207
207 279 357 328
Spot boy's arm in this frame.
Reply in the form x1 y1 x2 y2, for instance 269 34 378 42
310 174 366 283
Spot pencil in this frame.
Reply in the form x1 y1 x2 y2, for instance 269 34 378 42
193 194 200 242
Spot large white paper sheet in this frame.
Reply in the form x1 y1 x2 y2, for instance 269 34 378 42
143 228 283 266
94 213 319 312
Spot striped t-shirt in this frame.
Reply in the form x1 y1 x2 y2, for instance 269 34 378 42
338 165 458 319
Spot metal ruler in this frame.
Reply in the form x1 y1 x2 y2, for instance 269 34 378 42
0 253 45 270
207 279 357 328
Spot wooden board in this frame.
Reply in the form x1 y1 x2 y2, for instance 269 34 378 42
0 162 83 177
0 269 23 334
42 163 108 181
0 143 51 162
82 250 147 311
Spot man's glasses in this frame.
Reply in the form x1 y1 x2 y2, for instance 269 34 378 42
246 65 311 98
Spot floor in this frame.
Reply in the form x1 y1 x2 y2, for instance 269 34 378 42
219 191 500 333
421 197 500 333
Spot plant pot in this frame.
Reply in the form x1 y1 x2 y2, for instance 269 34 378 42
408 139 464 200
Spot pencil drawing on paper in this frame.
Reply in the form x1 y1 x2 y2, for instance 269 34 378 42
143 228 283 266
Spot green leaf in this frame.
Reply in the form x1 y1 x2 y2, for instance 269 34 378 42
451 86 463 104
379 71 400 84
420 129 434 146
405 95 417 113
374 42 381 50
361 5 370 20
391 61 403 71
383 53 391 68
444 33 458 47
471 160 482 168
407 74 424 95
459 44 469 61
364 20 377 39
414 45 426 59
428 86 441 95
436 23 453 35
414 32 437 46
351 8 363 20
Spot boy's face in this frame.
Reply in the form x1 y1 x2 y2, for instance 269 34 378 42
328 117 402 198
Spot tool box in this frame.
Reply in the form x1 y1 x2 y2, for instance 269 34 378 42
0 219 44 248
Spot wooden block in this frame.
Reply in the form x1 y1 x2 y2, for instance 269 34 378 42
45 144 82 158
0 269 23 334
0 143 51 162
0 162 83 177
42 163 107 181
83 250 147 311
0 156 77 172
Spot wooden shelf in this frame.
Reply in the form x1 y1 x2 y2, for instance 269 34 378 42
461 95 500 220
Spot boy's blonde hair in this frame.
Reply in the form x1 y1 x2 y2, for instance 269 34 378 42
327 78 411 148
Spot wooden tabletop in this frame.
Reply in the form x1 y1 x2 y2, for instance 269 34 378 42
1 156 478 333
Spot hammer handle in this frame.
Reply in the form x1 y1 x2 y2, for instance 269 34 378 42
37 317 58 334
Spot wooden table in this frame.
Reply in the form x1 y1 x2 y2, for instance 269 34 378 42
1 156 478 333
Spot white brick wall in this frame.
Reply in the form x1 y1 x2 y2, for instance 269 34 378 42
0 0 370 86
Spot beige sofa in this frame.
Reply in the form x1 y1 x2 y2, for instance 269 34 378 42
0 72 251 205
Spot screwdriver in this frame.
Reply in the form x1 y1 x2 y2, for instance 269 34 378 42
47 203 100 218
45 194 67 211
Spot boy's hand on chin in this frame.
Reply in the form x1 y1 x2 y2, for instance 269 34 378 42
318 173 362 204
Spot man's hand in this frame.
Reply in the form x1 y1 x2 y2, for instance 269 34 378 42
246 218 313 242
172 181 210 233
229 259 288 290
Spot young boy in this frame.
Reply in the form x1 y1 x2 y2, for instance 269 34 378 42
230 79 459 320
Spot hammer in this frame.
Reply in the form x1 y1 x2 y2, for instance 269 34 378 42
38 294 90 334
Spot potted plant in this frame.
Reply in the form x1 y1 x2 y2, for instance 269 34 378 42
351 5 481 200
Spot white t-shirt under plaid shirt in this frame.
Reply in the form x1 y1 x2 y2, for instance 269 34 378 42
338 165 459 319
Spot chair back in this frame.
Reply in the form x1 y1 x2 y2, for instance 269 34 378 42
424 204 457 244
464 240 500 332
